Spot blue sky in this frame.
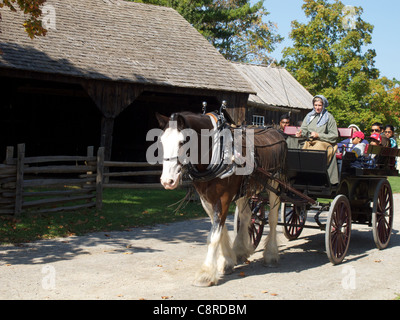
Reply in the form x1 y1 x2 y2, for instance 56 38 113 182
261 0 399 80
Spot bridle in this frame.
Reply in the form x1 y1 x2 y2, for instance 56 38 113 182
163 156 180 162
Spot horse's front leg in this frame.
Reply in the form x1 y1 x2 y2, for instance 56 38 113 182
194 197 235 287
263 180 280 267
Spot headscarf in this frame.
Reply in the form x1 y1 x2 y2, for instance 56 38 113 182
305 95 330 127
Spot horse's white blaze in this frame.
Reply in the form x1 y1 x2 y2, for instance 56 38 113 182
160 127 184 190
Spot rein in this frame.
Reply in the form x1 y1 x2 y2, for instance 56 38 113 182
163 156 179 162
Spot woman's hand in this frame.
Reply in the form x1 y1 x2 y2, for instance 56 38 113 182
295 129 302 138
310 132 319 139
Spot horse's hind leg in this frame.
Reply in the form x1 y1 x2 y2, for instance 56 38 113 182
263 180 280 267
233 197 255 263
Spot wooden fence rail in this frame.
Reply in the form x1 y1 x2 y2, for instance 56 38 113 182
0 144 163 216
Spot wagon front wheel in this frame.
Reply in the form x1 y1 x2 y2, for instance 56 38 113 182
281 203 307 241
234 197 265 249
325 195 352 265
372 179 394 250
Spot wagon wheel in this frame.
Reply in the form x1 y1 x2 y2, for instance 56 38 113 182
372 179 394 250
248 198 266 249
234 196 265 249
281 203 307 241
325 195 352 265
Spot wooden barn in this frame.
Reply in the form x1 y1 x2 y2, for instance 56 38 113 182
0 0 254 162
232 63 313 127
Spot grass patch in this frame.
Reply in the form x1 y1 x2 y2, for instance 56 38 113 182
388 176 400 194
2 176 399 245
0 188 210 244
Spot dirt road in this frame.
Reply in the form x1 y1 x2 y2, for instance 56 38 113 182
0 195 399 300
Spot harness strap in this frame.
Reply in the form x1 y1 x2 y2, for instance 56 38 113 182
187 112 234 182
206 112 219 126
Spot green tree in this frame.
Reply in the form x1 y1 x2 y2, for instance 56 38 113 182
132 0 282 63
366 77 400 130
0 0 47 38
280 0 389 129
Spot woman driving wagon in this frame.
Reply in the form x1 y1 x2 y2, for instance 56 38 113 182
295 95 339 184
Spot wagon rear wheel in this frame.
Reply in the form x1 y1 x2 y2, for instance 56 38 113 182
325 195 352 265
372 179 394 250
281 203 307 241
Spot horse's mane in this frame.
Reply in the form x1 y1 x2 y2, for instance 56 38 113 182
252 127 288 175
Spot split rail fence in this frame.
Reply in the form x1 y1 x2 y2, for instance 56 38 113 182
0 144 163 216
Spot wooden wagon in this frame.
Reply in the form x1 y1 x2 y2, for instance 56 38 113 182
235 127 399 264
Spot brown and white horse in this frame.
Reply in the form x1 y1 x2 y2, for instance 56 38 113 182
156 111 287 286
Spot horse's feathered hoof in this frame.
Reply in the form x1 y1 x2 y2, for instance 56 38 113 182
263 257 279 268
219 265 234 275
192 279 216 287
193 268 218 287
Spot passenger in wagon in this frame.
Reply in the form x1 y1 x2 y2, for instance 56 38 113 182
370 122 383 136
370 132 382 146
384 125 398 168
384 125 398 148
338 131 368 157
365 133 391 168
295 95 339 184
278 113 291 137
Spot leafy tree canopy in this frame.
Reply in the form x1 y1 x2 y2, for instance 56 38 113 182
281 0 399 131
132 0 283 63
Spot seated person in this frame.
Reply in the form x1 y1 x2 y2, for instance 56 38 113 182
348 124 369 144
363 133 389 169
384 125 398 148
350 133 378 169
370 133 381 146
295 95 339 184
338 131 368 157
278 113 291 138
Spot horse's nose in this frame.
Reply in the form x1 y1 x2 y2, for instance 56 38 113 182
160 177 175 188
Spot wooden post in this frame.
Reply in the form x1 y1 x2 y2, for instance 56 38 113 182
87 146 94 158
83 80 143 163
96 147 105 210
5 146 14 165
100 116 115 161
15 143 25 216
86 146 94 193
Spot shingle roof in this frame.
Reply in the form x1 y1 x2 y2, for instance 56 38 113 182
232 63 313 110
0 0 254 93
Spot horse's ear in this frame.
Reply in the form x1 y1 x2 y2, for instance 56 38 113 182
176 114 186 131
170 113 186 130
156 112 169 129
